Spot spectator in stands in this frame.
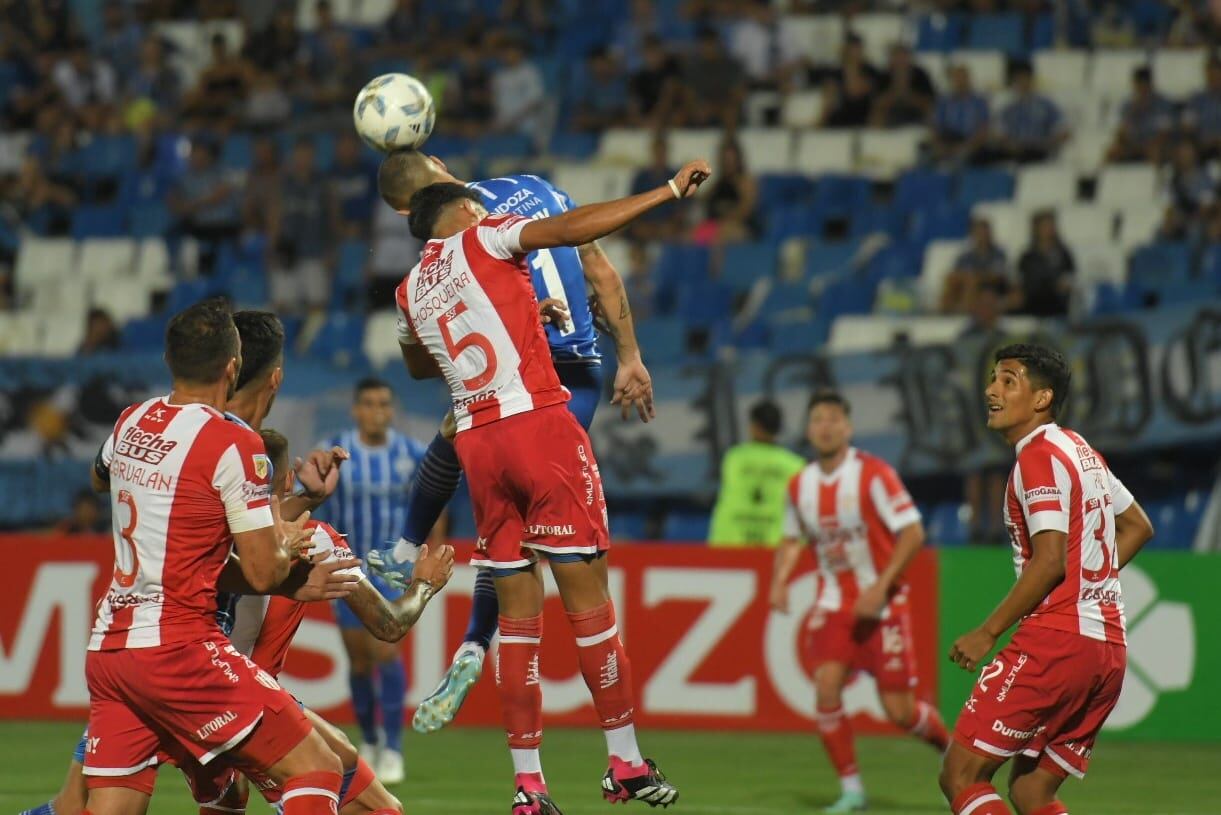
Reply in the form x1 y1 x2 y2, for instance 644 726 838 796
9 155 76 236
570 47 630 133
96 4 144 88
269 140 331 317
940 216 1008 314
932 64 990 164
78 308 121 355
56 489 109 534
301 0 354 84
994 61 1068 163
242 4 301 82
725 0 782 92
708 399 805 548
869 42 935 128
628 35 681 126
181 33 253 129
627 132 685 242
330 132 378 239
304 27 363 115
125 38 182 116
244 68 293 128
242 136 280 239
446 36 493 136
51 39 117 129
490 38 547 137
613 0 683 73
1158 140 1216 241
674 27 745 128
1107 66 1174 164
1014 209 1075 317
368 199 421 310
377 0 437 58
1183 55 1221 161
170 140 242 276
693 138 759 244
820 63 874 128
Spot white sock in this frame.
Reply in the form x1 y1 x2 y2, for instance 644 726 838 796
841 773 864 795
392 537 420 562
455 641 486 663
604 723 644 766
510 748 543 776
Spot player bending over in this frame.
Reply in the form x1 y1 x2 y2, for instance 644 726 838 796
770 391 950 814
393 161 710 813
939 344 1154 815
366 150 656 735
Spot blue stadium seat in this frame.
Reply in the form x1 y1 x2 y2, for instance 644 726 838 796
894 169 954 216
1128 0 1176 37
548 131 599 159
761 281 813 315
662 510 710 542
633 320 686 365
908 202 971 245
915 13 966 51
423 134 471 159
769 319 828 356
817 275 876 321
758 174 815 211
313 132 336 173
1029 13 1055 50
167 278 220 313
302 313 366 367
71 205 127 239
609 510 648 540
967 13 1025 56
721 242 778 292
765 203 820 241
928 503 968 546
333 240 370 309
221 133 253 171
849 205 905 239
868 241 921 282
654 243 710 314
475 133 535 160
127 204 172 237
811 175 871 222
1091 282 1142 316
1129 242 1191 296
77 135 138 181
679 280 734 329
805 240 859 279
956 168 1014 208
1202 245 1221 290
122 315 170 349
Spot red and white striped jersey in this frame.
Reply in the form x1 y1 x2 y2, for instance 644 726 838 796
89 397 273 651
230 520 362 677
1004 423 1132 645
396 214 568 433
783 448 922 614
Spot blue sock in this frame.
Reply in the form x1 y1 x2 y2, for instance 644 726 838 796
377 658 407 753
401 433 463 545
462 568 500 651
338 764 358 803
349 671 378 746
19 804 56 815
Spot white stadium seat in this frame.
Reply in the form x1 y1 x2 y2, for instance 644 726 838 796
362 310 403 369
1152 49 1207 99
857 128 924 180
135 239 173 289
1074 243 1128 287
91 276 151 325
952 51 1006 92
1089 50 1149 97
919 239 965 311
915 53 947 92
1034 50 1089 95
1057 205 1114 246
0 311 43 356
551 164 632 209
906 315 971 346
1097 165 1160 208
778 14 844 64
829 314 970 353
0 132 31 174
39 305 86 356
78 238 137 285
850 14 906 66
1063 127 1113 174
348 0 395 25
668 129 724 169
795 131 856 175
598 129 653 166
738 128 795 174
1117 207 1162 251
781 91 824 128
1015 163 1079 208
15 237 75 299
972 202 1028 257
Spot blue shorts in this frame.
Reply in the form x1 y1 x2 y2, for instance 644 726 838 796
489 550 605 579
333 574 402 629
556 361 602 431
73 728 88 763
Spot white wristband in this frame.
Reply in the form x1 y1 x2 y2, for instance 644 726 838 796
668 178 681 199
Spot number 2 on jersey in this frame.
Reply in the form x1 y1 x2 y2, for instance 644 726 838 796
115 489 140 588
531 249 574 337
438 302 498 390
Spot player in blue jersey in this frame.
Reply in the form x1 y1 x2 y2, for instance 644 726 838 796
315 376 430 785
364 149 656 735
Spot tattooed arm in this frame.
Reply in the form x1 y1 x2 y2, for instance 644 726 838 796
579 240 655 422
343 544 455 642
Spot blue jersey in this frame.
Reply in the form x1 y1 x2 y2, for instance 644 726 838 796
314 429 427 559
467 174 600 361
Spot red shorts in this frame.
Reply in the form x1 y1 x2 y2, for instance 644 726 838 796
803 596 918 692
952 625 1126 779
456 404 609 570
83 639 312 786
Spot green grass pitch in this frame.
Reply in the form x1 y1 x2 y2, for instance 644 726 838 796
3 722 1219 814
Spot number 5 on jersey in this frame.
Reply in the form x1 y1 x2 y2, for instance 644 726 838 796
439 302 498 389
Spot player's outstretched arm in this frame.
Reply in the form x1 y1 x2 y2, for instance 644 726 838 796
217 555 360 600
345 543 455 641
854 520 925 619
231 495 307 592
1115 500 1155 569
518 160 711 252
580 241 654 422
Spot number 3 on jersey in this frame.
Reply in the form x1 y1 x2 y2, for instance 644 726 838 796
439 302 498 389
114 489 140 588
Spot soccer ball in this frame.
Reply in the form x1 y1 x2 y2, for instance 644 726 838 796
352 73 436 153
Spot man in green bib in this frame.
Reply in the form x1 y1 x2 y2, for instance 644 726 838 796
708 399 806 547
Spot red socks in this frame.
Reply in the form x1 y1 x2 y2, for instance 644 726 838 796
910 700 950 751
497 614 544 748
281 771 342 815
951 782 1012 815
566 603 636 730
1029 803 1069 815
816 704 859 779
340 758 377 810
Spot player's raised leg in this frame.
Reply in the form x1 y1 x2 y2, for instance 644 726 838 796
879 691 949 753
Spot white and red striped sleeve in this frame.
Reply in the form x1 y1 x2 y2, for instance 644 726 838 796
213 429 273 534
1108 469 1135 515
473 214 530 259
782 472 804 539
395 271 420 345
866 460 921 533
307 521 365 578
1016 444 1072 536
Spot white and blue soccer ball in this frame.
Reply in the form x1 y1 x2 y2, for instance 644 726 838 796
352 73 436 153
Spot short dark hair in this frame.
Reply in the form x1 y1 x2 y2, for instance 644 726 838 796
258 428 290 478
233 311 284 391
749 399 783 436
354 376 392 401
407 182 484 240
378 149 439 210
164 298 239 384
808 389 851 416
994 343 1071 417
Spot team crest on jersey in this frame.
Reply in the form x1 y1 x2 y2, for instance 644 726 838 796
252 454 270 480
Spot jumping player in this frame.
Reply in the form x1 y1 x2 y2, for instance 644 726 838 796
769 391 950 814
939 344 1154 815
366 150 655 734
394 163 710 812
